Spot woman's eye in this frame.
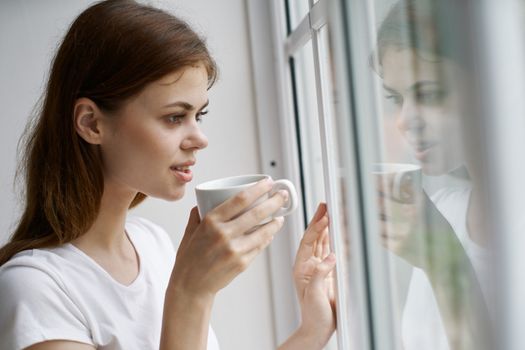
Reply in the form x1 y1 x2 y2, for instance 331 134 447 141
196 109 209 123
416 90 447 105
165 110 209 125
385 94 403 106
166 115 185 124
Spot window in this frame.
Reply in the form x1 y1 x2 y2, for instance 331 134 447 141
249 0 525 348
287 0 310 31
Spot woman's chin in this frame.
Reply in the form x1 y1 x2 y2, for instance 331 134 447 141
150 187 186 202
166 190 186 201
421 161 461 177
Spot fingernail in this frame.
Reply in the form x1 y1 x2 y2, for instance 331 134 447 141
278 190 289 201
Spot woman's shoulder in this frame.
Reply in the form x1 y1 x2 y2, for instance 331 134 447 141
0 249 64 287
430 185 471 204
0 251 92 349
0 251 68 303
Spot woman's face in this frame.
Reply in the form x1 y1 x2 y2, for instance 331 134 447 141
381 48 467 175
100 65 209 201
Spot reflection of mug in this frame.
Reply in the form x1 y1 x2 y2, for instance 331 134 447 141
195 174 298 222
372 163 422 203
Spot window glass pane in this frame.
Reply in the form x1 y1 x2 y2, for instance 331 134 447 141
373 0 492 348
334 0 496 348
293 40 326 223
317 24 354 349
287 0 310 31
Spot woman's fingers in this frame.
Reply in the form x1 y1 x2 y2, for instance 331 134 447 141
321 230 330 259
234 217 285 254
231 190 289 236
178 206 201 252
308 202 327 227
212 178 274 221
315 229 324 258
308 253 336 294
185 206 201 234
231 217 285 270
296 214 329 264
302 203 328 246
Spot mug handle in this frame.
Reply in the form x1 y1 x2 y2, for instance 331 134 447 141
270 179 298 217
392 172 416 203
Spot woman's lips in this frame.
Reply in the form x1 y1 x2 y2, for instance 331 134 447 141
412 143 437 162
415 148 431 161
170 167 193 182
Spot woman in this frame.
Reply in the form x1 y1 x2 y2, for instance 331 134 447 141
0 1 336 349
374 0 493 349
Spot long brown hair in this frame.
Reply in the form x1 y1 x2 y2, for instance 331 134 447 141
373 0 471 73
0 0 217 265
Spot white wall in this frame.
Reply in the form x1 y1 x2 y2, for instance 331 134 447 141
0 1 276 349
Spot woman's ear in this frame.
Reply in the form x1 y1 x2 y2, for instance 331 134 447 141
73 97 105 145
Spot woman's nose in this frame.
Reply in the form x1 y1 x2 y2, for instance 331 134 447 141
181 124 208 150
395 100 425 133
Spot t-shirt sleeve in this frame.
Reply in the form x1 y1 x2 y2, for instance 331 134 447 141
0 263 94 350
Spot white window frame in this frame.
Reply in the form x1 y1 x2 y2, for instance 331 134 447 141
246 0 305 345
247 0 374 348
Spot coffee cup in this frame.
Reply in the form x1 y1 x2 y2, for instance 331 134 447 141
372 163 422 203
195 174 298 222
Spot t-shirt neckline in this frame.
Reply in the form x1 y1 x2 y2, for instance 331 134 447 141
65 226 143 290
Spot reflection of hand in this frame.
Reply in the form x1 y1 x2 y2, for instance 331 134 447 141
293 203 336 348
168 179 288 300
377 178 453 270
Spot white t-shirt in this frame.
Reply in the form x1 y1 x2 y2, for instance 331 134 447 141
402 186 491 350
0 215 220 350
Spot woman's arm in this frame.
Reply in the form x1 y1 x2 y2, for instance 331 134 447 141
26 341 95 350
160 288 214 350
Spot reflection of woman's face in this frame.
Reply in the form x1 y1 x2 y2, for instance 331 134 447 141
381 48 467 175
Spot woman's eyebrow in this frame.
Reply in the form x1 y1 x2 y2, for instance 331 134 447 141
383 84 398 93
408 81 441 92
163 99 209 110
383 81 440 94
199 100 210 110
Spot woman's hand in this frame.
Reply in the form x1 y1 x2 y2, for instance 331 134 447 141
161 178 289 350
168 178 288 299
377 175 460 270
279 203 336 350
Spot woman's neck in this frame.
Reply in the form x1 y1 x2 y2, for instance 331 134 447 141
70 177 141 285
461 161 492 248
466 187 490 248
72 177 136 254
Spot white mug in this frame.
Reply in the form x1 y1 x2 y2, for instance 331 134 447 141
195 174 298 222
372 163 422 203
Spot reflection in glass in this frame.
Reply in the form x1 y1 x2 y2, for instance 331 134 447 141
369 0 493 349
